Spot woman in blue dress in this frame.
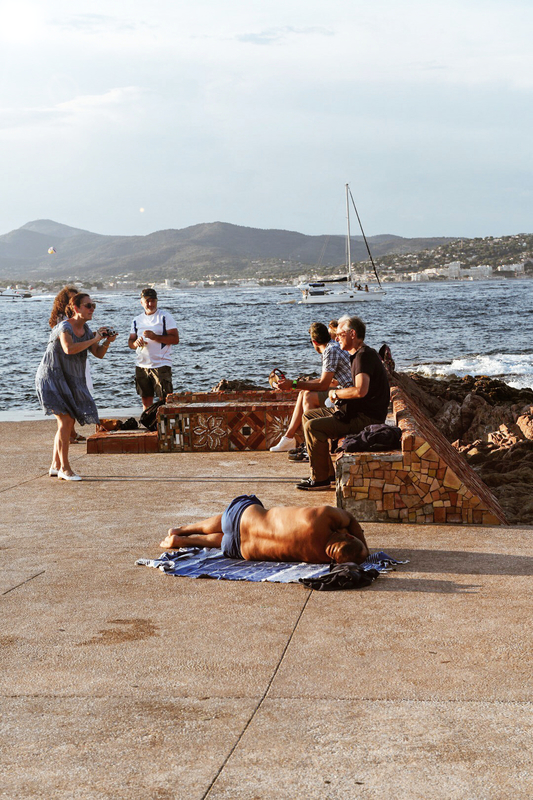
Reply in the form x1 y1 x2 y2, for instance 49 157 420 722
36 292 117 481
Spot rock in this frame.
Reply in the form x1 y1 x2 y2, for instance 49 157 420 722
210 378 267 392
399 371 533 523
516 409 533 440
434 400 463 441
487 423 525 448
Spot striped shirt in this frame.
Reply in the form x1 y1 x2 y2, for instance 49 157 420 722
322 340 352 387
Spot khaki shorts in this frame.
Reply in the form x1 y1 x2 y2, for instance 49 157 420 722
135 366 173 399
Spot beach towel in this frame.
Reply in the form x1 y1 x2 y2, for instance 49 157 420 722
135 549 408 586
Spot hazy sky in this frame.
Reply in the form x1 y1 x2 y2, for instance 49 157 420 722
1 0 532 238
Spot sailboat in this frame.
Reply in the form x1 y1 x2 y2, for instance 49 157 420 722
297 184 385 304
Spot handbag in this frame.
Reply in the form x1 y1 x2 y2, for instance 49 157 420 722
139 397 165 431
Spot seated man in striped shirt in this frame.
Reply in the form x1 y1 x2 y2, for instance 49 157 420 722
270 322 353 452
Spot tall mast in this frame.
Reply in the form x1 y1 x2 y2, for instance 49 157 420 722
347 185 383 290
345 183 352 283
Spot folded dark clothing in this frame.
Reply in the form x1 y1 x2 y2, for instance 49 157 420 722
336 424 402 453
299 563 380 591
121 417 139 430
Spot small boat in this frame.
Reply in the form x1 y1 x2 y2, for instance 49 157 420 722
298 184 385 304
0 286 32 299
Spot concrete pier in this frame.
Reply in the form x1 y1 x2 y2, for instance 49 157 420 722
1 420 532 799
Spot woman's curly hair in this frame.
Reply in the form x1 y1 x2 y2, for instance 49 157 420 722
49 286 78 328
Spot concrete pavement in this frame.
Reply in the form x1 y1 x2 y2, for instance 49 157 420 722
1 420 532 799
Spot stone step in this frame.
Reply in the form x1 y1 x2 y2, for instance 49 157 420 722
87 430 158 454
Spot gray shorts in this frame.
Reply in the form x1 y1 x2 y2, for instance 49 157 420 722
135 366 173 399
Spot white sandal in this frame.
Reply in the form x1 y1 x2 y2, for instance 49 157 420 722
58 469 82 482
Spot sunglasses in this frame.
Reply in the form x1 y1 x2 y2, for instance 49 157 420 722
83 303 97 310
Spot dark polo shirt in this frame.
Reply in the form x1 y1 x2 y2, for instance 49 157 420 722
345 344 390 422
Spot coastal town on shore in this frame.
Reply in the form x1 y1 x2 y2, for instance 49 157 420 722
1 231 533 295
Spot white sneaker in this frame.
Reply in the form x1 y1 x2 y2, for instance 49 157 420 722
270 435 297 452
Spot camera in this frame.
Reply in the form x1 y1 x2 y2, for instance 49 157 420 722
101 327 118 338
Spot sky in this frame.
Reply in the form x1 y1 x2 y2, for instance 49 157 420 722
1 0 532 239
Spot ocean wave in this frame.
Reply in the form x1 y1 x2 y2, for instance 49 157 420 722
410 353 533 389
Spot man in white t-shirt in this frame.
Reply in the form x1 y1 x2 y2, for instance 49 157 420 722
128 287 180 410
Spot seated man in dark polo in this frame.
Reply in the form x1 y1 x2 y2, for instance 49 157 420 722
297 314 390 490
160 495 369 565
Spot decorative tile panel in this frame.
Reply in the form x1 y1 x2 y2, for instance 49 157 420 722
191 413 228 451
227 410 266 451
265 410 293 450
157 400 295 452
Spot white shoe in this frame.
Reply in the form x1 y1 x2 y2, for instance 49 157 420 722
49 467 59 477
58 469 82 482
270 435 297 452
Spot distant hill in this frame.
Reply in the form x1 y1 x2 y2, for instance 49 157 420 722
0 219 457 281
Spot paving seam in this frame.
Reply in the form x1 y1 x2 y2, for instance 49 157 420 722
0 476 304 491
2 571 46 595
61 476 306 482
200 589 313 800
2 694 531 705
0 692 533 708
0 456 86 494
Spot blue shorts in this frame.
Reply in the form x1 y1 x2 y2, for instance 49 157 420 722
220 495 264 559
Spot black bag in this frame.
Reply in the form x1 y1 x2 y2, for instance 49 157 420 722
121 417 139 431
139 397 165 431
338 424 402 453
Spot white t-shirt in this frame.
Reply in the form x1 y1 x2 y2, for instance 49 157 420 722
130 308 178 368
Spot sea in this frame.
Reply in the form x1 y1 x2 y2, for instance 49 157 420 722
1 279 532 421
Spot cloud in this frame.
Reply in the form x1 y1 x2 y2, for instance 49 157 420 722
234 25 333 45
0 87 144 134
51 13 140 34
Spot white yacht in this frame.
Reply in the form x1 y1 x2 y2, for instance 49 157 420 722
0 286 32 299
298 185 385 304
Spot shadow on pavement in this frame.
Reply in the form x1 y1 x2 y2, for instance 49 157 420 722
381 549 533 576
370 576 481 594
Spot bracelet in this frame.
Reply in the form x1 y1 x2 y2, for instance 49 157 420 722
292 379 298 389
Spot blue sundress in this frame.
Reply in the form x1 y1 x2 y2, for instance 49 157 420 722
35 320 99 425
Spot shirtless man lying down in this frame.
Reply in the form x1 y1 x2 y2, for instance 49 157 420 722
160 495 369 564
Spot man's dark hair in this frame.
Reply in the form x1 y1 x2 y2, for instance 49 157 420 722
339 315 366 340
141 287 157 299
308 322 330 345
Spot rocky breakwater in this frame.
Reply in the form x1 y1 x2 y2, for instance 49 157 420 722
396 372 533 523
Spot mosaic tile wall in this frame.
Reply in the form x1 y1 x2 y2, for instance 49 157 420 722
337 384 507 525
86 389 299 454
158 400 296 452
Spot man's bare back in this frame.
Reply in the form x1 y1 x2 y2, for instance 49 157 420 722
160 500 368 565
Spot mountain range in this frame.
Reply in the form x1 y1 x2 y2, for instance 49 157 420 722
0 219 456 281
